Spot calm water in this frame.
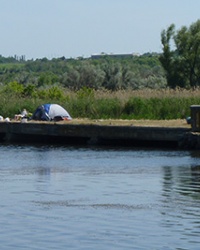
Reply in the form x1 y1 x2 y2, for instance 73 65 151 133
0 144 200 250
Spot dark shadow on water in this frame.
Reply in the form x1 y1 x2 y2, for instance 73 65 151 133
0 134 180 151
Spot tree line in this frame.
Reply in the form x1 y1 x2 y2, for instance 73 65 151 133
1 19 200 91
0 53 166 92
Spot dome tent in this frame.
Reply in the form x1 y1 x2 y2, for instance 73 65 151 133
32 104 72 121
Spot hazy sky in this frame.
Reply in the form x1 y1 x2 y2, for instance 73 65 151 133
1 0 200 59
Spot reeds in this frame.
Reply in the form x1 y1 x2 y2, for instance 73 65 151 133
0 88 200 120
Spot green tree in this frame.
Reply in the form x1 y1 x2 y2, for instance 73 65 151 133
159 24 177 88
61 66 81 90
38 72 59 86
160 20 200 88
2 81 24 95
23 84 37 97
77 62 104 89
101 62 122 90
61 62 104 90
174 20 200 87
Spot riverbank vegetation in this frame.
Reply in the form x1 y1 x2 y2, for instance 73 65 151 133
1 20 200 120
0 84 199 120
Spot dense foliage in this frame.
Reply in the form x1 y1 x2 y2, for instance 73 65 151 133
0 53 166 91
160 19 200 88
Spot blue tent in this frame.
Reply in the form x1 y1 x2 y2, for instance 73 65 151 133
32 104 72 121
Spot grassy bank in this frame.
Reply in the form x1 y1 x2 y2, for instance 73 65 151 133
0 88 199 120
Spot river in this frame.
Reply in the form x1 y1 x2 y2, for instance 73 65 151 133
0 144 200 250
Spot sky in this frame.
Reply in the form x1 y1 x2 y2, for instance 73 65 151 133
1 0 200 60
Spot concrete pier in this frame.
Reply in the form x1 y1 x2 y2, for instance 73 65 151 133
0 121 195 148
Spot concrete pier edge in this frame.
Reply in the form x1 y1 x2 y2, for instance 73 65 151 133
0 121 198 149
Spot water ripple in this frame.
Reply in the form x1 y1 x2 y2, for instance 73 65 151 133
0 146 200 249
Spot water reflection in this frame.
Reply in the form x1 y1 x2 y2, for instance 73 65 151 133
161 164 200 248
191 165 200 184
162 164 200 199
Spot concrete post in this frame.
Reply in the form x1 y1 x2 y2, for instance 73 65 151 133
190 105 200 132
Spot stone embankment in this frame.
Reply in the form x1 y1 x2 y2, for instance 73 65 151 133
179 132 200 149
0 119 199 149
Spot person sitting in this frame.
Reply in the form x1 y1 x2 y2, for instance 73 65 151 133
14 109 28 121
21 109 28 118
